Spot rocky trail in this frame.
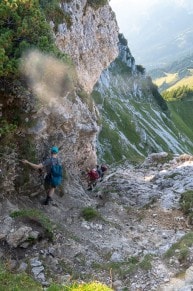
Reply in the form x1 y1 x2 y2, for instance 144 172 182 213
1 153 193 290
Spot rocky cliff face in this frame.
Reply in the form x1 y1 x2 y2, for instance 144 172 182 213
27 0 119 172
0 1 119 198
55 0 119 92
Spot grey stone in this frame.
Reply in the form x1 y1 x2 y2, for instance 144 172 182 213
30 258 42 267
31 266 44 276
6 226 32 248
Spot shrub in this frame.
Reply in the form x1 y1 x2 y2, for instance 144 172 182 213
40 0 72 31
0 119 17 137
180 190 193 224
81 207 99 221
87 0 109 10
136 65 146 75
0 0 70 79
180 190 193 215
118 34 128 46
146 76 168 111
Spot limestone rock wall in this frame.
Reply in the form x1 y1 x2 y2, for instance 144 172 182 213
0 0 119 196
55 0 119 92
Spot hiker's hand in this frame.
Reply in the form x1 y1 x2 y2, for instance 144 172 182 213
22 159 28 164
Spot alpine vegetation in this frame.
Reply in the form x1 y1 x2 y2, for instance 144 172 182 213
93 34 193 164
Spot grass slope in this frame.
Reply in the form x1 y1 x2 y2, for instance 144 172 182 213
92 59 193 164
150 54 193 92
167 99 193 140
154 71 193 91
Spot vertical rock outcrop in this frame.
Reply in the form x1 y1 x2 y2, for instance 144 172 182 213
55 0 119 92
0 1 119 196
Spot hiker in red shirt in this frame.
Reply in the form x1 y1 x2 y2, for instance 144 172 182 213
86 167 100 191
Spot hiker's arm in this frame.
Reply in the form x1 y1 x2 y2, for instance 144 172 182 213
22 160 43 170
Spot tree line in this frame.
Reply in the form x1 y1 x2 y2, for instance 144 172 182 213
162 85 193 101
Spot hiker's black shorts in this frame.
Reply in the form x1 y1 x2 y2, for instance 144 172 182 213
44 174 56 189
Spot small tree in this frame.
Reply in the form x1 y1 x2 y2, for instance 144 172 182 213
0 0 68 79
136 65 146 75
87 0 109 9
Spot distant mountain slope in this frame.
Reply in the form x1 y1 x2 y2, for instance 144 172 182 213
92 38 193 164
149 54 193 92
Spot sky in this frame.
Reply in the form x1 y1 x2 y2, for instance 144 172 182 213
110 0 193 36
110 0 155 46
110 0 193 65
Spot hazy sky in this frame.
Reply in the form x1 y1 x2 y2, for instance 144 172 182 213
110 0 193 38
109 0 193 33
110 0 193 65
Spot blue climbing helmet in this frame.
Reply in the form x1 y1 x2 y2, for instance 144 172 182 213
51 146 59 154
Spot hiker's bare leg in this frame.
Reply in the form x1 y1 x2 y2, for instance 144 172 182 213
48 187 55 198
43 187 55 205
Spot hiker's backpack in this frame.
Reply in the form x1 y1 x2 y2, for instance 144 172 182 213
89 169 100 180
101 164 108 172
50 159 63 187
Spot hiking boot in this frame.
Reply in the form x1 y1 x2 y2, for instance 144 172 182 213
43 196 52 205
87 187 93 191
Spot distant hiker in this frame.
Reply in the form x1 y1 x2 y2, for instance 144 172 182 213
22 146 62 205
99 164 108 180
96 165 103 180
86 167 100 191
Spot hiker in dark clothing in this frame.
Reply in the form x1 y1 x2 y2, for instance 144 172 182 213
100 164 108 179
96 164 108 181
22 146 61 205
96 165 103 178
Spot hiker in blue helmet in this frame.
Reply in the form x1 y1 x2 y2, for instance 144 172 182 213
22 146 62 205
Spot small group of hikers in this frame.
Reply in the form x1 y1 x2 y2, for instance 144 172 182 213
86 164 108 191
22 146 108 205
